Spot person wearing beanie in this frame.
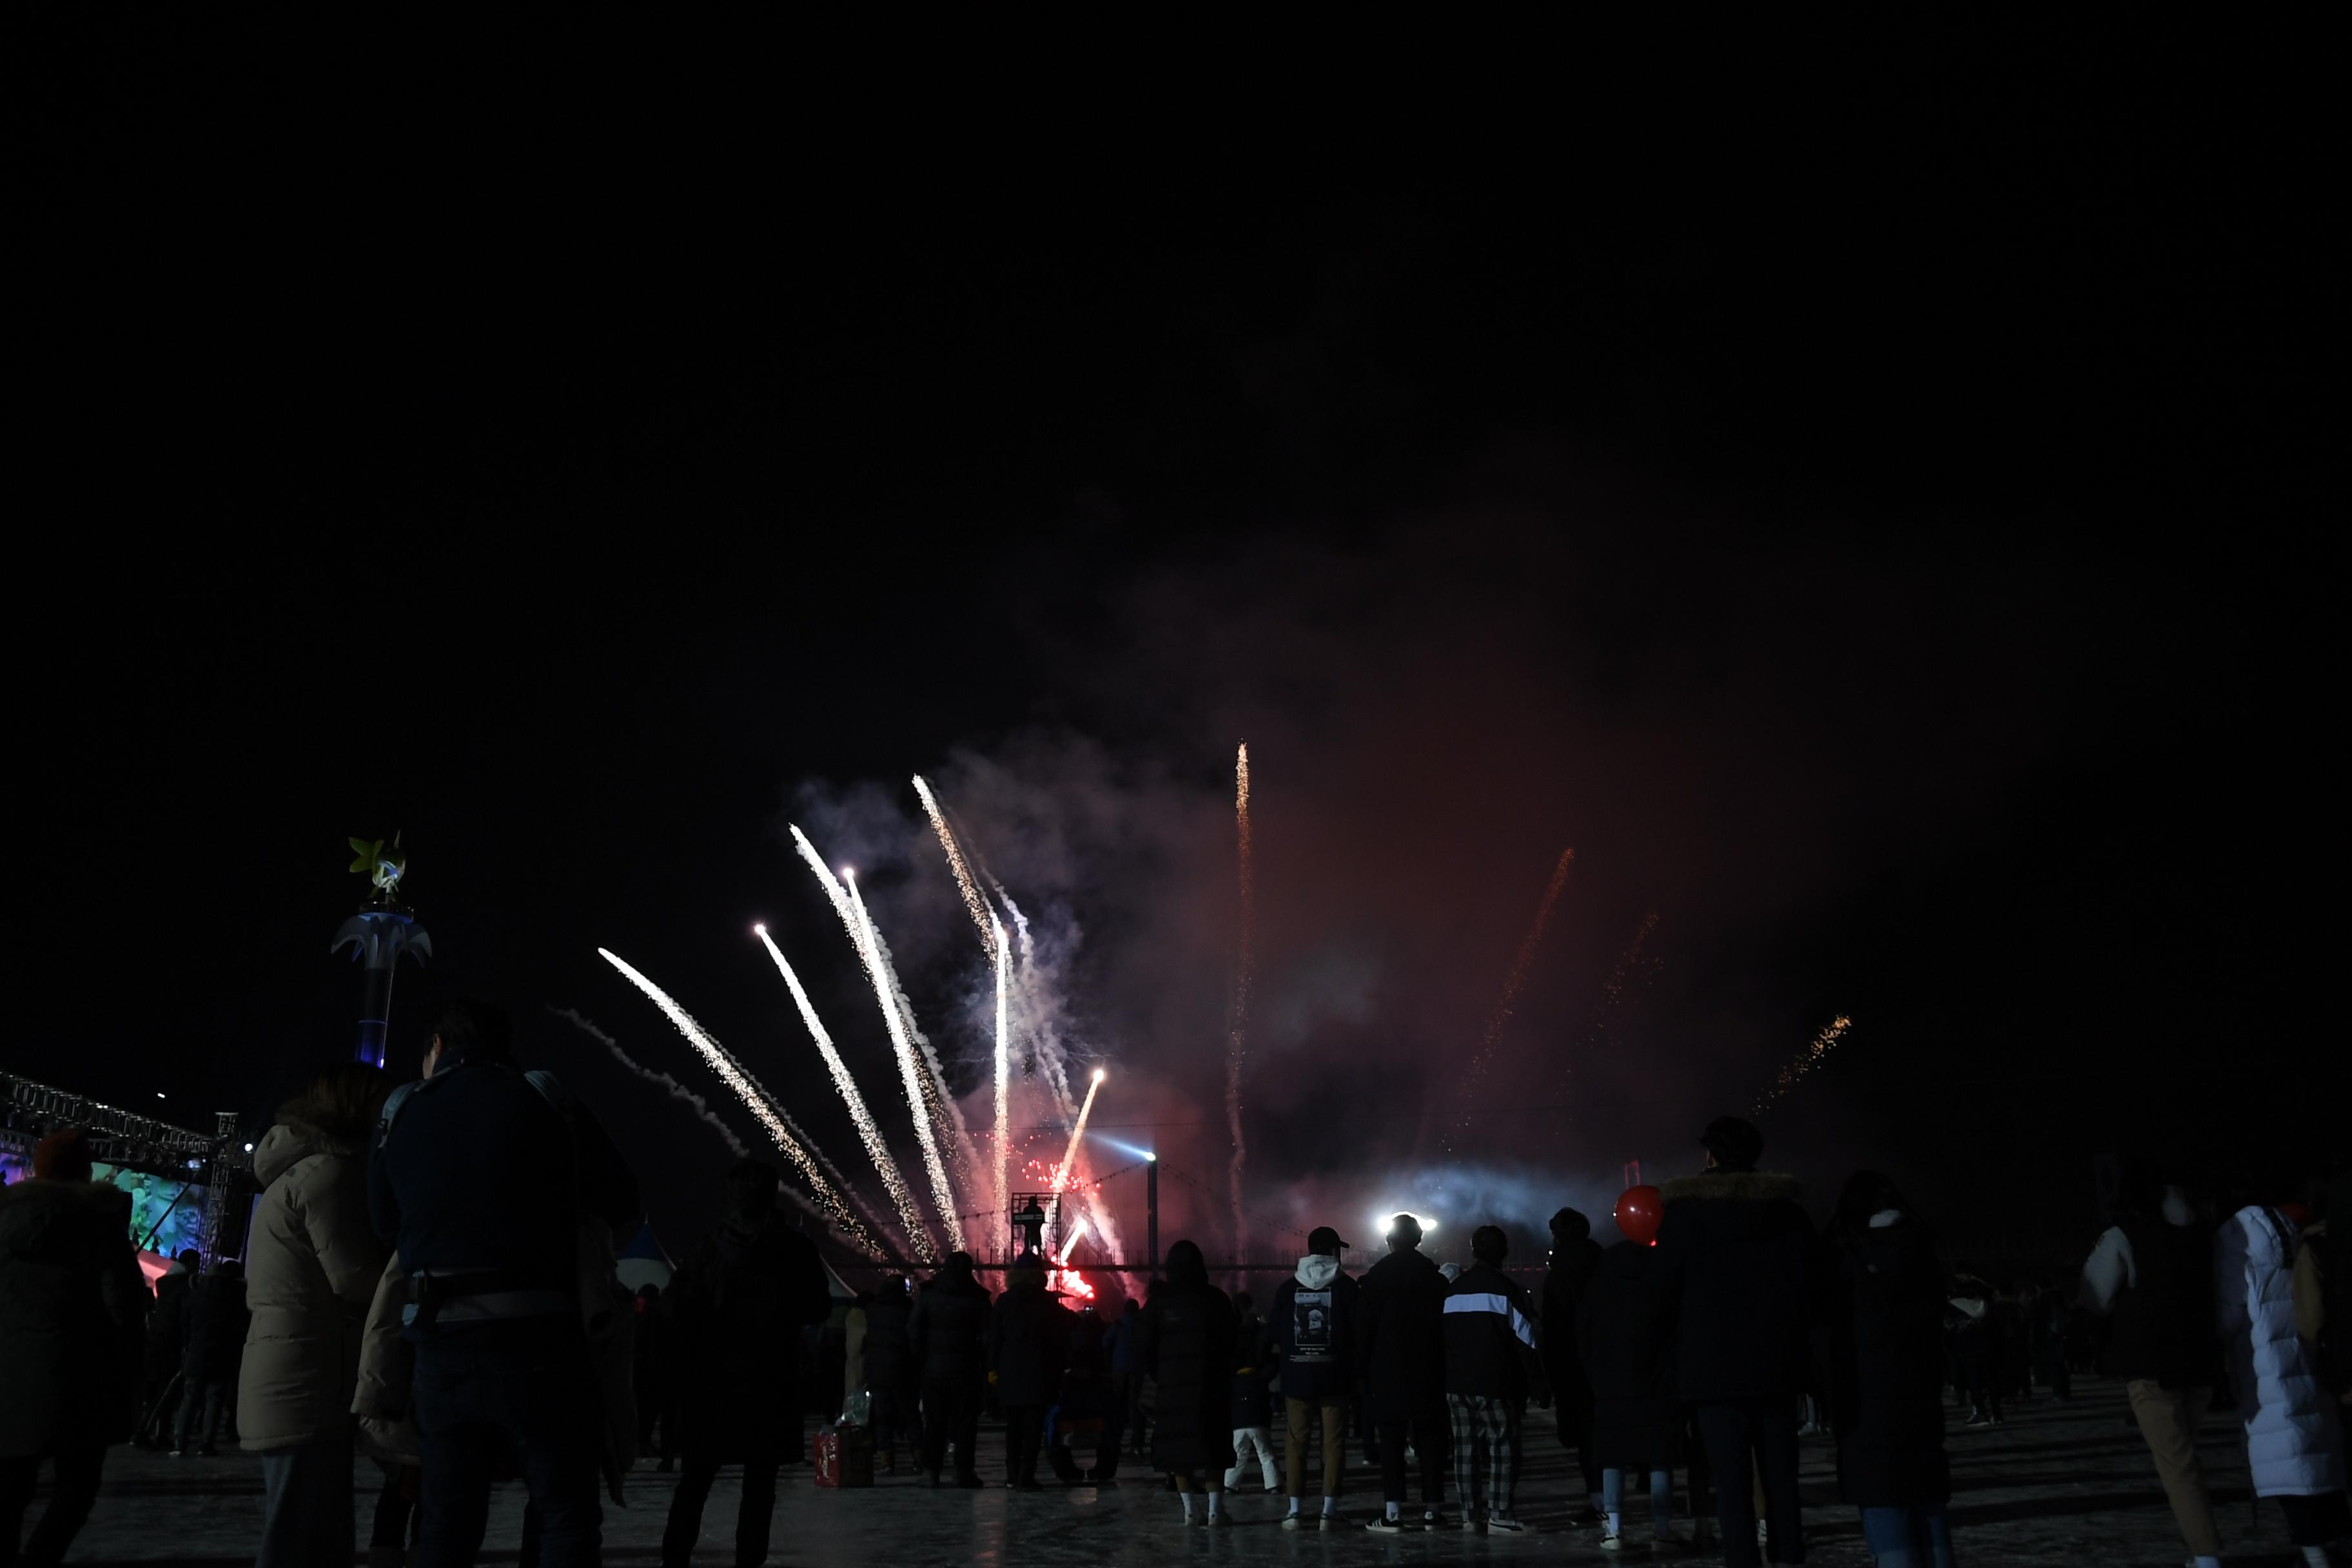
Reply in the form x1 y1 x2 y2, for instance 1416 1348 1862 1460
1270 1224 1362 1527
1 1126 148 1565
1645 1115 1816 1568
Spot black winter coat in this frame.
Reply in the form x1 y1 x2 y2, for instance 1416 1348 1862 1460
1358 1248 1449 1419
908 1269 992 1386
988 1277 1070 1407
183 1271 251 1384
860 1288 914 1390
1826 1217 1950 1507
0 1180 147 1458
2102 1219 2221 1389
146 1269 194 1382
1645 1170 1817 1402
1146 1279 1237 1471
1544 1237 1603 1425
1581 1241 1682 1468
669 1211 832 1461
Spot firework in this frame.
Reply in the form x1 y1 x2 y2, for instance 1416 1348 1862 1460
1752 1014 1854 1115
789 825 977 1171
913 775 997 962
596 948 884 1255
752 925 934 1261
1446 847 1574 1152
548 1006 748 1158
993 912 1011 1232
1228 741 1253 1255
844 880 966 1250
991 885 1077 1121
1054 1068 1108 1199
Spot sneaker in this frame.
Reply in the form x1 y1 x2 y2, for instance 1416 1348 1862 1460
1366 1514 1406 1534
1569 1505 1602 1527
1601 1527 1625 1551
168 1447 187 1458
1203 1511 1230 1527
1488 1514 1531 1534
1965 1411 1992 1427
1280 1513 1304 1531
1183 1511 1203 1527
1319 1511 1342 1530
1423 1509 1449 1529
1464 1515 1486 1534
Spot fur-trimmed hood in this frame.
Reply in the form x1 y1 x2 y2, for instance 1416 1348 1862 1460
1661 1170 1803 1206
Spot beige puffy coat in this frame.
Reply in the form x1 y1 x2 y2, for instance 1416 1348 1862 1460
236 1116 386 1453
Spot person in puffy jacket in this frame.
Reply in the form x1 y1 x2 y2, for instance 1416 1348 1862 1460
1643 1115 1816 1568
0 1128 148 1567
1269 1225 1360 1527
908 1251 992 1486
2215 1193 2350 1567
1444 1225 1549 1534
240 1063 393 1567
1145 1240 1237 1525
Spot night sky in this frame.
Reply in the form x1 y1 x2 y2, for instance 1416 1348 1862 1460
16 15 2340 1267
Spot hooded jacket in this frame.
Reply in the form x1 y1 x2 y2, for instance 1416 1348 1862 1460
0 1178 146 1457
238 1108 389 1453
908 1257 992 1384
1644 1169 1816 1401
1357 1246 1449 1418
1443 1260 1547 1402
1269 1252 1360 1402
2216 1204 2348 1499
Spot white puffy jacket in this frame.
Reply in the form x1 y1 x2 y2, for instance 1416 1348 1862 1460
2214 1204 2347 1498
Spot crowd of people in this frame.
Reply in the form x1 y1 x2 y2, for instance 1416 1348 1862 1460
1 1006 2347 1567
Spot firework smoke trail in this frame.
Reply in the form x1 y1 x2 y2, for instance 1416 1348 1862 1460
788 825 980 1173
989 885 1077 1121
993 913 1011 1232
549 1006 749 1158
595 948 885 1255
1227 741 1253 1257
843 881 966 1250
1445 847 1576 1153
1752 1014 1854 1116
752 926 934 1262
913 775 997 962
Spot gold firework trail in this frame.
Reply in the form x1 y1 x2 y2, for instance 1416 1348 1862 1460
1228 742 1253 1254
913 775 998 963
1752 1015 1854 1115
1448 847 1575 1150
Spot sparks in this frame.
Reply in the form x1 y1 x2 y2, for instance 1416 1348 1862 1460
595 948 882 1254
845 877 966 1249
1228 740 1253 1257
1447 846 1574 1149
914 775 997 962
992 911 1011 1235
754 925 934 1262
1753 1014 1854 1115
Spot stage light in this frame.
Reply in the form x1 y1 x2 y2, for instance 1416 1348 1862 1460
243 1142 255 1153
1146 1152 1157 1162
1374 1209 1438 1237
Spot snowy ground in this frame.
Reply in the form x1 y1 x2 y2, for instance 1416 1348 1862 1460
44 1375 2317 1564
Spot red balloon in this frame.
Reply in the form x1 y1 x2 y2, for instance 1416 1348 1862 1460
1615 1184 1664 1247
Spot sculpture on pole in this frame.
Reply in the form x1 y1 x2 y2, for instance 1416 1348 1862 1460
332 834 431 1068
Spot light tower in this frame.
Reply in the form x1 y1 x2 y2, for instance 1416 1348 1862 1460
332 834 431 1068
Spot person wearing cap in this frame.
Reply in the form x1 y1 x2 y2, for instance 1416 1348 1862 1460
1645 1114 1817 1568
0 1128 148 1566
1269 1224 1362 1528
1358 1213 1450 1532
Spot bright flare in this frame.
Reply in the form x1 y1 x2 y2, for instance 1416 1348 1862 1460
754 926 934 1262
596 948 882 1254
845 878 965 1250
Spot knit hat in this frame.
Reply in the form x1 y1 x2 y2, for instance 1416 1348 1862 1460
33 1127 93 1181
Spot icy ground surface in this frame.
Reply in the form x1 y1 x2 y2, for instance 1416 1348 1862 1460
48 1377 2317 1564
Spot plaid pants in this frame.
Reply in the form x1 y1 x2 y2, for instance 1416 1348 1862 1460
1446 1394 1519 1517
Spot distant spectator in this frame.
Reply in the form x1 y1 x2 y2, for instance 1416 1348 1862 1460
909 1252 992 1487
0 1128 149 1566
1224 1291 1279 1494
178 1259 250 1455
141 1248 201 1447
1104 1298 1148 1453
858 1274 917 1474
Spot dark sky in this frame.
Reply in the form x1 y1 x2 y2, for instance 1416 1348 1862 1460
14 14 2340 1263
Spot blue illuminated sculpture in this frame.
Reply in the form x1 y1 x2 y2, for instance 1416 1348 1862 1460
333 834 431 1068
